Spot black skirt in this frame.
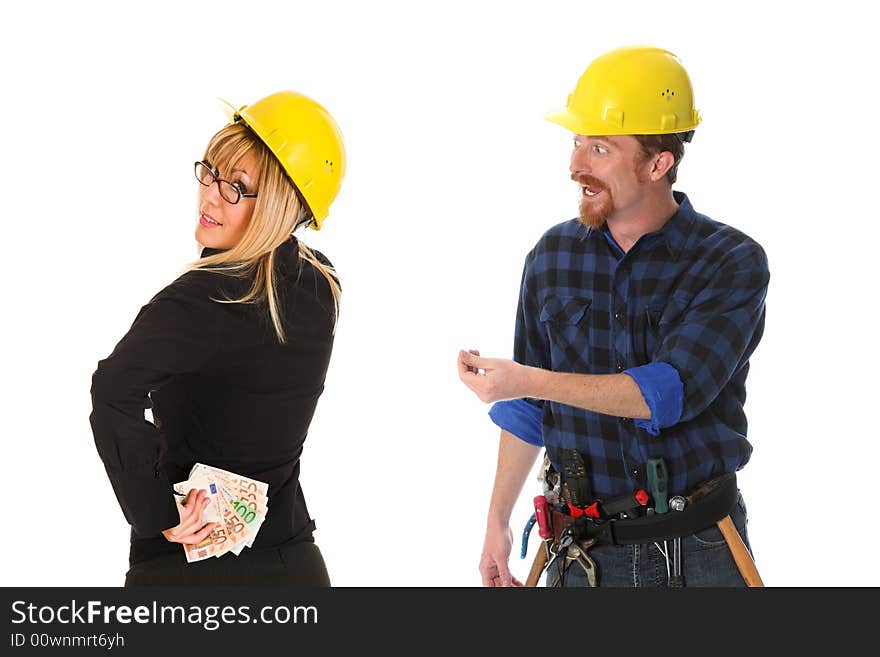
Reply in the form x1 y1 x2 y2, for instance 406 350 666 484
124 537 330 586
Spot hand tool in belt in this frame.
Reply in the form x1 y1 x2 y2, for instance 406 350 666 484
668 495 686 587
647 458 669 514
717 514 764 587
648 457 678 587
525 495 553 587
546 530 598 588
520 512 536 560
560 448 592 509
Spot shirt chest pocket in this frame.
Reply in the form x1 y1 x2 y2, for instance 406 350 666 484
540 295 593 373
638 305 665 364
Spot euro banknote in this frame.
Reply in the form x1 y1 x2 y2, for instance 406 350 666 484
172 464 268 563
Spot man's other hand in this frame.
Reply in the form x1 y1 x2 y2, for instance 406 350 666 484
480 523 524 587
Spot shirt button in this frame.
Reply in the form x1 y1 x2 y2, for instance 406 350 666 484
616 362 624 372
614 310 624 323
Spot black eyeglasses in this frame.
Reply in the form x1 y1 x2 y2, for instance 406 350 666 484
194 161 258 205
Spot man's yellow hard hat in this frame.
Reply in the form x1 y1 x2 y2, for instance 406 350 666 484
546 46 701 138
220 91 346 230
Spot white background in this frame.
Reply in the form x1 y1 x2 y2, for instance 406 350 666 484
2 0 877 587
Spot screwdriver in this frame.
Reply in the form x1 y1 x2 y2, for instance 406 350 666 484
647 458 672 585
669 495 686 587
646 458 668 514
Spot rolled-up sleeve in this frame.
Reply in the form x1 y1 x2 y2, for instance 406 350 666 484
624 362 683 435
90 282 221 537
489 398 543 446
650 241 769 426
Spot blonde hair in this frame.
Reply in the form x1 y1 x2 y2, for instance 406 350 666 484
184 123 340 343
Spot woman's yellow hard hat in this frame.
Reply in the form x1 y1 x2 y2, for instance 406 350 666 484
220 91 346 230
546 46 701 138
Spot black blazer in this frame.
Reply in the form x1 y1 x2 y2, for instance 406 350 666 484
90 236 337 564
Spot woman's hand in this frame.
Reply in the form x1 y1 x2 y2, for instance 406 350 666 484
161 488 218 544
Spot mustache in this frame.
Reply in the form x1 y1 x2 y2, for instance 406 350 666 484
570 172 607 190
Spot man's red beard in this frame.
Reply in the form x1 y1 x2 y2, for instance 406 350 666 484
571 172 613 229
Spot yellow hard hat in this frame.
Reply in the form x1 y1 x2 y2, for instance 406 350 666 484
546 46 701 138
220 91 346 230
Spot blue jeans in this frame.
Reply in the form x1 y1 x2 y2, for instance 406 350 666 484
547 492 753 587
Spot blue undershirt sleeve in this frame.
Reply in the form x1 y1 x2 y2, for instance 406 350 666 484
488 398 543 446
623 361 684 436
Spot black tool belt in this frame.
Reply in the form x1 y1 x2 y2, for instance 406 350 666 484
551 473 738 546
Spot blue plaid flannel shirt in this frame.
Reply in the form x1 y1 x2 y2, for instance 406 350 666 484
489 192 769 498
